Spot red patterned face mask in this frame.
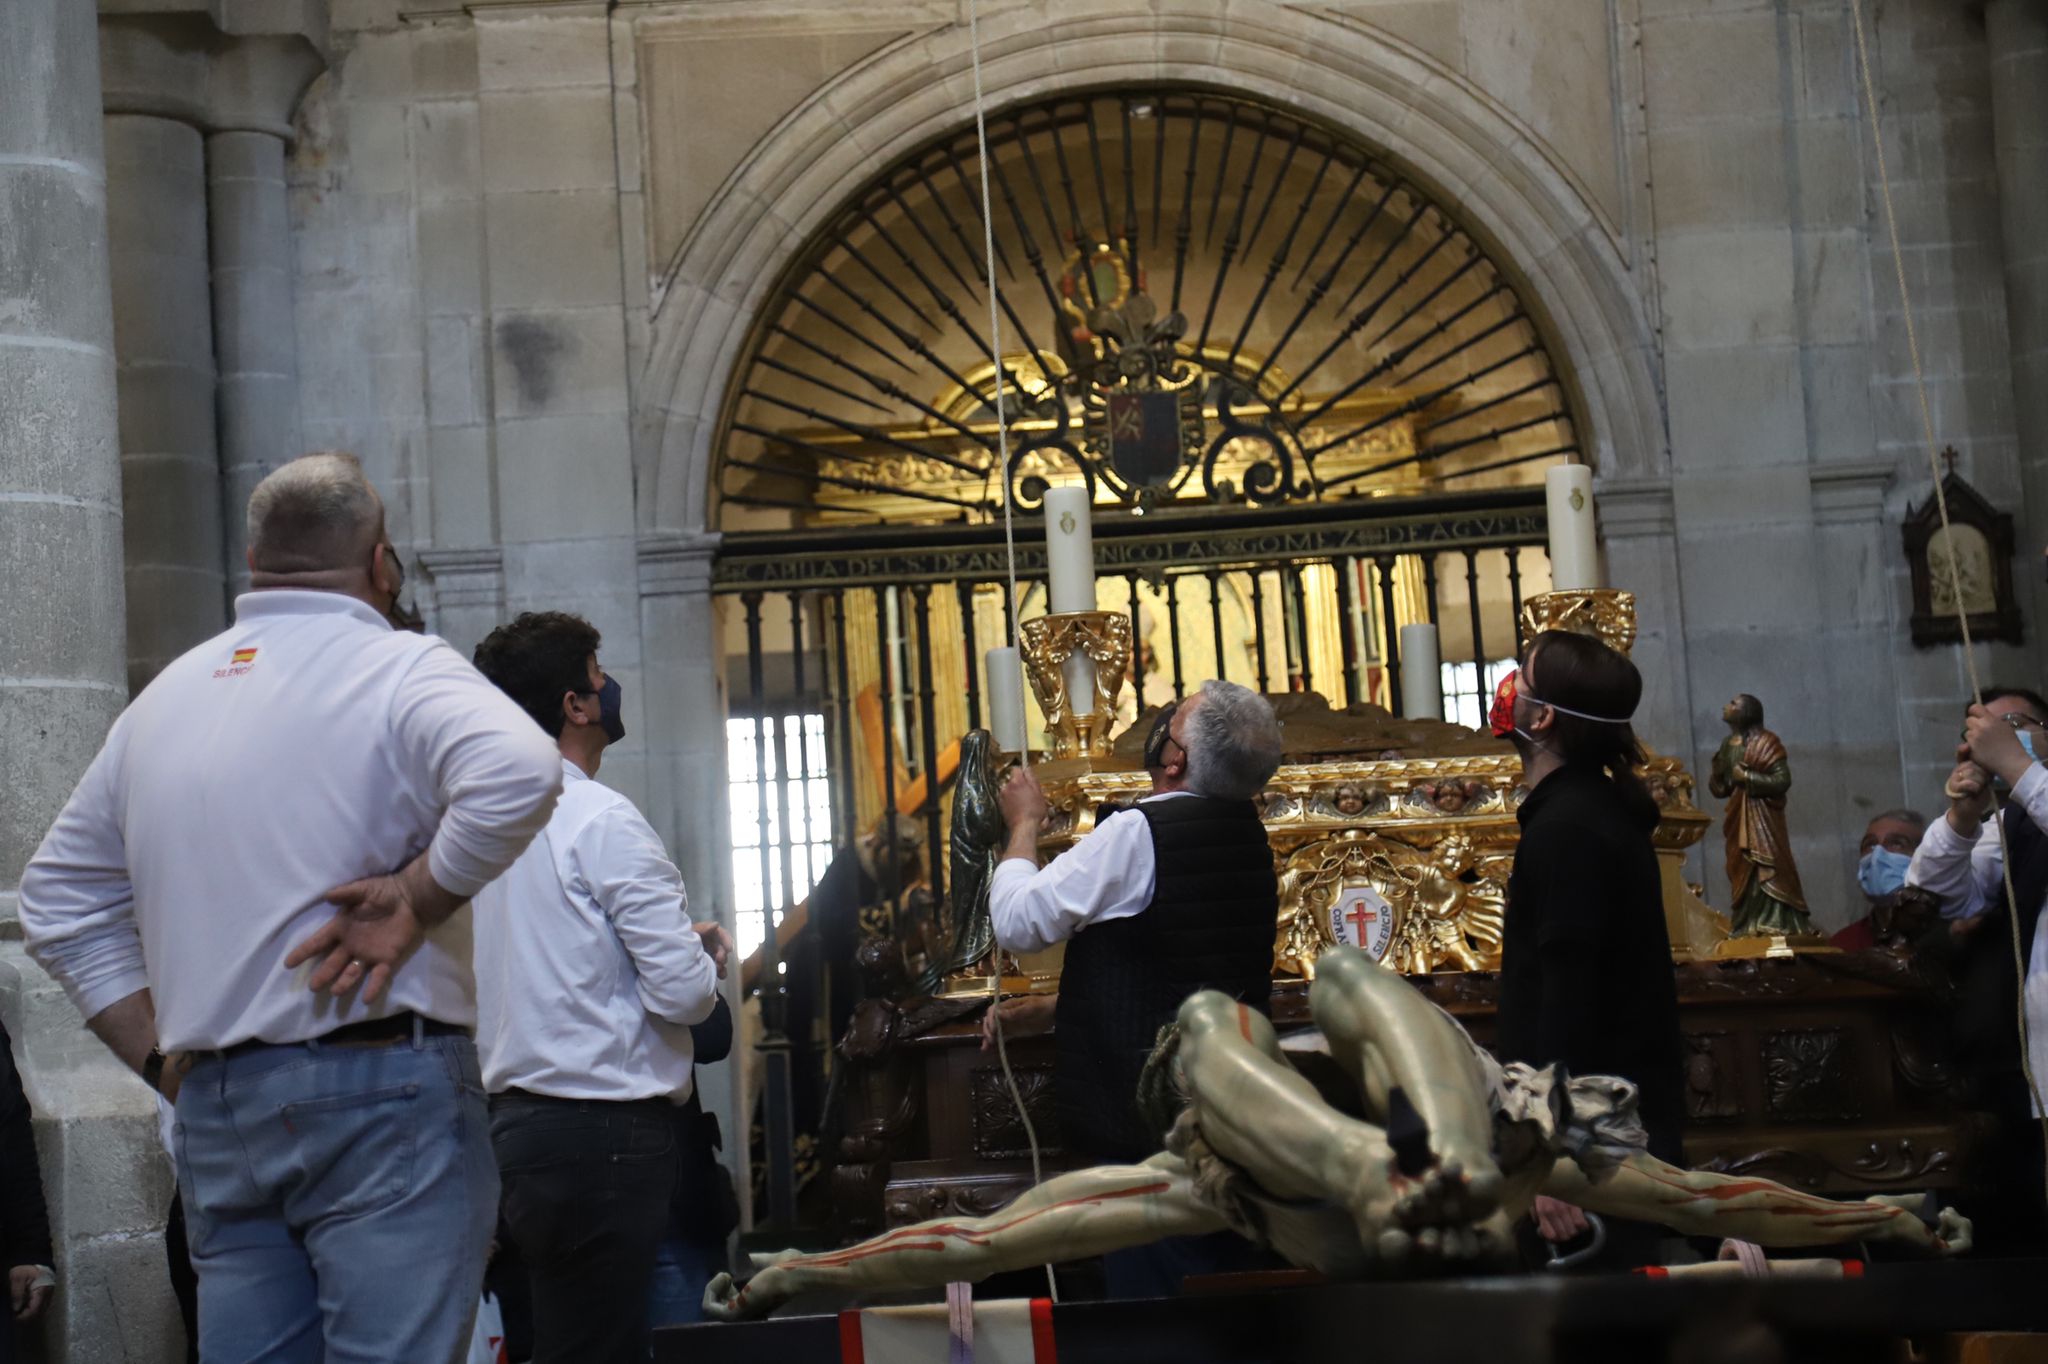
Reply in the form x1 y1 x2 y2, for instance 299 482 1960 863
1488 669 1520 738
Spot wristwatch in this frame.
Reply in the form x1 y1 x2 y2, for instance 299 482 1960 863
142 1047 166 1093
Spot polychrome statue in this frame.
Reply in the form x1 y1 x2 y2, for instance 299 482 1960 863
1709 693 1814 937
706 949 1965 1319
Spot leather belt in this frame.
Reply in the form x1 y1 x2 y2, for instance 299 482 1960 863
219 1011 468 1060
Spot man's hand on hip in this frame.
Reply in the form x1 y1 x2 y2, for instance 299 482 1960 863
694 921 735 978
285 854 460 1001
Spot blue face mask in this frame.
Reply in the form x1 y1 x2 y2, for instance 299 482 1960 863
2022 729 2041 764
1857 846 1912 900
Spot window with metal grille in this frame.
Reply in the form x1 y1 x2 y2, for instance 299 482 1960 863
726 713 833 961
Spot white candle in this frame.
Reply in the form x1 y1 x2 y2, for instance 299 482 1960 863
1062 652 1099 724
1042 485 1096 614
1399 623 1442 721
985 646 1028 754
1544 464 1599 591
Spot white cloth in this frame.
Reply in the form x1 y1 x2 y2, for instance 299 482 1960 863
988 790 1196 955
18 591 563 1052
1906 761 2048 1115
474 759 720 1101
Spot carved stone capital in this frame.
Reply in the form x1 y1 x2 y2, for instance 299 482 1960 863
1809 460 1896 525
99 4 329 140
637 530 721 596
417 547 505 611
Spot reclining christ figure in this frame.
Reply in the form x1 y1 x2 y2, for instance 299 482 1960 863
706 948 1970 1320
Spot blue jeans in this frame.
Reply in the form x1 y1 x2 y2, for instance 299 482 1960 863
173 1031 498 1364
647 1231 725 1328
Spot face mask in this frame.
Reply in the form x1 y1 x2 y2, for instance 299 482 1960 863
1857 846 1912 900
595 676 625 744
1488 670 1521 739
1143 700 1180 768
2022 730 2041 764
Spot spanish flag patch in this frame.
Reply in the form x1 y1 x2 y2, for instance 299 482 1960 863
231 647 258 665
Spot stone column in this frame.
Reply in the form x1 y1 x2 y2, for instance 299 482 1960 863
208 129 304 598
1 5 179 1360
104 110 225 694
638 532 746 1214
1988 0 2048 679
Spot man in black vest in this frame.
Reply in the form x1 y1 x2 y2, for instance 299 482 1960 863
1906 684 2048 1255
985 678 1284 1296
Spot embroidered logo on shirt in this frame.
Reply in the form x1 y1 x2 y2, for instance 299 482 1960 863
214 647 258 679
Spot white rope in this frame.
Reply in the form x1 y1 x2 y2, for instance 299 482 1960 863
965 0 1058 1302
1847 0 2048 1200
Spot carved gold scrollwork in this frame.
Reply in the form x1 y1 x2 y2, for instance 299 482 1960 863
1275 830 1507 980
1518 588 1638 657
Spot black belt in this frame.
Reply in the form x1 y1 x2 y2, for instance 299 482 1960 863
219 1011 468 1060
494 1088 677 1112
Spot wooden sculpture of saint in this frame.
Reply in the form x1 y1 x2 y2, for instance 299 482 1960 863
1709 693 1815 937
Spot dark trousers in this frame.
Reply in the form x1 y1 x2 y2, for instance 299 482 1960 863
491 1093 679 1364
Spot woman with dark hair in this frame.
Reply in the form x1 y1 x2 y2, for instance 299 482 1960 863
1489 629 1683 1268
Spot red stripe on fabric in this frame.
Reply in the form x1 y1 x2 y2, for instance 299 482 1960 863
1633 1265 1669 1278
1842 1260 1864 1278
838 1310 865 1364
1030 1297 1057 1363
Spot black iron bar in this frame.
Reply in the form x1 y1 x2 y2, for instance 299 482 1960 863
734 397 985 476
876 588 902 906
1279 214 1441 414
717 490 874 517
1149 95 1166 252
1421 552 1441 629
1417 376 1559 434
909 583 945 913
764 324 993 450
1248 569 1271 692
1288 159 1372 292
1171 100 1204 312
1329 228 1458 368
957 579 983 731
1292 281 1509 426
783 290 918 375
1084 100 1115 254
1195 112 1270 358
882 179 976 295
924 157 1012 282
1374 555 1403 716
828 589 855 848
985 149 1071 323
1331 203 1430 319
1166 574 1187 701
783 593 808 919
1421 412 1563 462
836 233 946 342
1275 565 1296 687
1202 104 1242 249
722 452 988 514
1335 555 1361 706
744 591 796 1230
1289 562 1313 693
1310 345 1543 471
1393 313 1532 388
855 204 1030 400
1438 443 1581 482
1257 178 1396 390
814 272 993 415
753 353 895 417
1464 549 1487 716
1045 109 1096 272
1120 98 1141 282
1126 572 1146 701
1360 252 1485 352
1205 569 1228 685
1226 147 1335 369
1241 119 1306 260
1505 546 1525 652
1020 117 1082 298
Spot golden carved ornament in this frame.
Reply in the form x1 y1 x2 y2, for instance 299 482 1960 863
1518 589 1638 657
1271 829 1509 980
1019 611 1132 760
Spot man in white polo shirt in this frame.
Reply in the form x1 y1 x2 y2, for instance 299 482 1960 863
470 611 730 1364
18 452 562 1364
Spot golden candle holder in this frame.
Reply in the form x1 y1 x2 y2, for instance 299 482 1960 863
1018 610 1132 761
1518 588 1638 657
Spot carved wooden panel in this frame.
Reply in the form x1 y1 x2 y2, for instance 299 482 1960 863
1762 1028 1861 1124
969 1063 1065 1160
1683 1031 1742 1124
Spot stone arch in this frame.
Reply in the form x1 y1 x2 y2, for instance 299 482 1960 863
637 1 1666 535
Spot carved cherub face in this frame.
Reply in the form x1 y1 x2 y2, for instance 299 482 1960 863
1333 782 1369 816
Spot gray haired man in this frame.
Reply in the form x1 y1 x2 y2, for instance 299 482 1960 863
20 452 562 1363
987 677 1284 1296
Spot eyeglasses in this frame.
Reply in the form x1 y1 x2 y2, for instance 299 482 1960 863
1994 712 2045 732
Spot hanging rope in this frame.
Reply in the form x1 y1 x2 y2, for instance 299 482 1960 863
964 0 1059 1302
1847 0 2048 1198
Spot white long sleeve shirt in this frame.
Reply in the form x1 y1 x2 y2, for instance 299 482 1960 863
989 791 1195 955
18 591 563 1052
473 760 720 1102
1906 762 2048 1114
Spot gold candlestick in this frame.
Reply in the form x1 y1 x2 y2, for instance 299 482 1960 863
1019 610 1132 760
